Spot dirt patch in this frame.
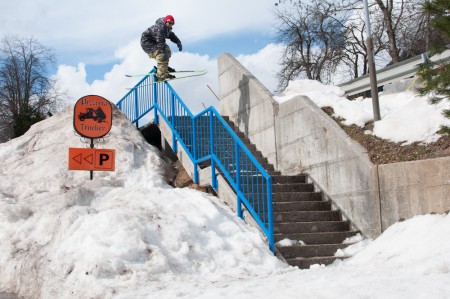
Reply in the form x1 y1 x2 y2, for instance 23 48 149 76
322 107 450 165
169 160 216 194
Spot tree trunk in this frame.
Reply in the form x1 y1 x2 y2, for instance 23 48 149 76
374 0 400 63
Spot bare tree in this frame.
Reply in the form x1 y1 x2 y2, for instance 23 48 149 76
373 0 400 62
274 0 433 84
0 36 62 142
339 5 386 79
274 0 348 89
373 0 430 63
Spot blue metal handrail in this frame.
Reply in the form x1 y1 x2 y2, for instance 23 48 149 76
117 71 274 252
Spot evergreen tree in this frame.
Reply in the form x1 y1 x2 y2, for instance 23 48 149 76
416 0 450 134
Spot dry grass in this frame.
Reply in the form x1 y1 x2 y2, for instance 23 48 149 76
322 107 450 165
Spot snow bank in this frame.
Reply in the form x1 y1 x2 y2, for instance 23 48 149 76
0 105 284 299
274 79 450 144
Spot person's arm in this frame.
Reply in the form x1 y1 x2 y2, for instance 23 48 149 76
168 32 182 51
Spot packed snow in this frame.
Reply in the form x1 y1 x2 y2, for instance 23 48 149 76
274 79 450 145
0 82 450 298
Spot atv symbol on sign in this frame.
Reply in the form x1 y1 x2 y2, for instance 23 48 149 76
78 107 107 123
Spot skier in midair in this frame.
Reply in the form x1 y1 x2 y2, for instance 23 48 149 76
140 15 183 81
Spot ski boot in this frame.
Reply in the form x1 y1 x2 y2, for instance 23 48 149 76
153 66 176 73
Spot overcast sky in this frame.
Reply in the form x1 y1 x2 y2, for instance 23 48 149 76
0 1 285 111
0 1 279 77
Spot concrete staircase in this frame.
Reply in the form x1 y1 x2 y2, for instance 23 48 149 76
159 115 359 269
221 117 359 269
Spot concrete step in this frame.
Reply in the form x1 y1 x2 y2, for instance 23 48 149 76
272 175 307 184
198 159 273 172
272 183 314 192
217 169 281 177
273 201 331 212
240 183 314 193
213 158 269 170
274 221 351 234
276 243 349 258
214 155 273 170
274 210 342 222
272 192 322 202
286 256 339 269
231 130 246 139
216 159 274 171
274 231 358 244
221 152 268 163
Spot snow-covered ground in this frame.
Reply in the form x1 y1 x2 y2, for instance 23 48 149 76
1 81 449 298
274 79 450 145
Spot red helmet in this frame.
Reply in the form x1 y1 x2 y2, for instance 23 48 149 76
164 15 175 25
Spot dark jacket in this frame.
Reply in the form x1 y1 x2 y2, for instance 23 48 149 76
140 17 181 54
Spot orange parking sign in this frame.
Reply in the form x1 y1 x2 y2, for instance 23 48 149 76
69 148 115 171
74 95 112 138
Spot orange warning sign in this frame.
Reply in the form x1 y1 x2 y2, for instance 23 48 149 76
73 95 112 138
68 148 115 171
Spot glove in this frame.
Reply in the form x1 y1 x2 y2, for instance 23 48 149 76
177 41 182 52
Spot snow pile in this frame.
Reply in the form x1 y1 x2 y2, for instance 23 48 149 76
0 97 449 299
188 213 450 299
0 106 284 299
153 214 450 299
346 213 450 274
274 79 450 144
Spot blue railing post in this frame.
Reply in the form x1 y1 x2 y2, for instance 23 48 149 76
192 117 198 184
235 142 243 219
153 76 159 125
210 110 217 189
134 89 139 128
267 177 274 252
170 93 177 153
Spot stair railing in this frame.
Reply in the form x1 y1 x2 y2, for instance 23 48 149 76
117 71 274 252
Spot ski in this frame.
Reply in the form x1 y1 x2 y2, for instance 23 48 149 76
126 71 207 90
125 70 207 78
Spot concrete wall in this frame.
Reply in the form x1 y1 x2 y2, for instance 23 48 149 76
218 54 278 168
159 116 196 181
276 95 381 238
378 157 450 230
217 53 450 238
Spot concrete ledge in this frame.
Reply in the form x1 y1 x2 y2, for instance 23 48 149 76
218 53 278 168
378 156 450 230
